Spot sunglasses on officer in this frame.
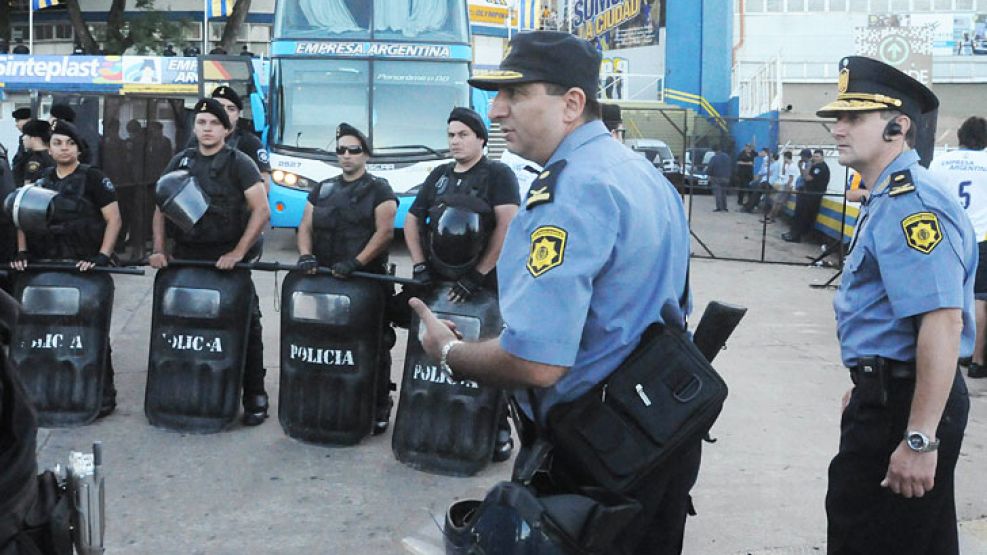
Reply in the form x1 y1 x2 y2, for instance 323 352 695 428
336 145 365 155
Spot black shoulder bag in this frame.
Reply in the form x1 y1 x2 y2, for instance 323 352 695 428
545 278 729 494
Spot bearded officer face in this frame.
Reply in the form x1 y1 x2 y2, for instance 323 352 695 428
336 135 368 179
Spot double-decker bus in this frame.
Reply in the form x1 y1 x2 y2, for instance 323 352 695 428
267 0 472 228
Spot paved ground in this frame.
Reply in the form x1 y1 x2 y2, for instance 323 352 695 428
30 199 987 554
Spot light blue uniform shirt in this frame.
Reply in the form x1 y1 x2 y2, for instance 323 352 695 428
835 150 977 367
497 121 691 422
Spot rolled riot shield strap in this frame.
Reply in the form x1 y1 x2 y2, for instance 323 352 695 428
155 170 209 233
5 185 58 234
444 481 641 555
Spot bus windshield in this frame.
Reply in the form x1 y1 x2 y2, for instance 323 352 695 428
272 58 469 156
275 0 469 43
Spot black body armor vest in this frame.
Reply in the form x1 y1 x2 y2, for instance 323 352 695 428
311 174 385 270
168 146 247 250
27 165 105 260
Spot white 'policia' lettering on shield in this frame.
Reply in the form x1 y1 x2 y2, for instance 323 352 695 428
412 363 479 388
289 345 355 366
162 333 224 353
30 333 83 350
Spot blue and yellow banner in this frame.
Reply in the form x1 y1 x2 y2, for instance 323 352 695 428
206 0 233 19
31 0 60 10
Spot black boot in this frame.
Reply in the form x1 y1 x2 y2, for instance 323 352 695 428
98 357 116 418
372 387 395 435
969 363 987 379
242 392 269 426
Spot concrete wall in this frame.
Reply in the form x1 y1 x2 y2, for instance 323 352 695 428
665 0 734 116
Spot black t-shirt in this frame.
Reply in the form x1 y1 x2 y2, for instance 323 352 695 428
187 128 270 173
735 149 756 177
14 150 54 186
408 157 520 219
306 172 397 208
163 146 263 194
805 161 831 193
43 164 118 209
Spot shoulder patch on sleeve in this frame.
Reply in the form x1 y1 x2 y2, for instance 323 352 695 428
888 169 916 197
901 211 943 254
101 177 115 193
257 149 269 165
525 160 567 210
527 225 567 277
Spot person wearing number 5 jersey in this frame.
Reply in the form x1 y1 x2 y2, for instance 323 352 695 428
929 116 987 378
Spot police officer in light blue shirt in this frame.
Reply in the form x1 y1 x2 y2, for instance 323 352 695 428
410 31 695 554
819 56 974 555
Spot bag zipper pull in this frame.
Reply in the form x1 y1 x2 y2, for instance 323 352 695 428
635 384 653 407
601 384 608 403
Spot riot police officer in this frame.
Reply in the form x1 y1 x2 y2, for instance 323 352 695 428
149 98 272 426
10 107 32 172
404 107 519 303
413 32 695 554
296 122 398 433
13 120 54 186
8 119 123 417
188 86 271 190
818 57 973 554
403 106 520 461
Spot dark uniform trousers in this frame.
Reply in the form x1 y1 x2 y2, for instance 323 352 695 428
826 369 969 555
173 243 266 396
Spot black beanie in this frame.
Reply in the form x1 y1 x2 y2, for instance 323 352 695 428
50 104 76 122
192 98 232 129
211 85 243 111
447 107 488 146
336 122 371 155
22 119 51 141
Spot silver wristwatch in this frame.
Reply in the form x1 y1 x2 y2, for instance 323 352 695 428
904 430 940 453
440 340 463 380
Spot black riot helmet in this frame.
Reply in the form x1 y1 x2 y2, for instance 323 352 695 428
4 185 59 234
155 169 210 233
427 194 492 280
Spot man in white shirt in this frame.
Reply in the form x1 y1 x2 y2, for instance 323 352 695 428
764 150 796 223
929 116 987 378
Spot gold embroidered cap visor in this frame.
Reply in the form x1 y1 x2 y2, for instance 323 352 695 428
468 30 601 95
815 56 938 120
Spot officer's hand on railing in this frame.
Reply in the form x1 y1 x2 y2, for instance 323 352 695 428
78 252 111 272
330 257 361 279
412 262 433 287
297 254 318 275
449 269 484 304
148 252 170 269
409 297 463 361
11 251 29 271
216 250 244 270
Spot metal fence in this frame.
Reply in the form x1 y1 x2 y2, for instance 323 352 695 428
620 108 856 270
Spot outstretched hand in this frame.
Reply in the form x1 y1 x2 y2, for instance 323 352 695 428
408 297 462 360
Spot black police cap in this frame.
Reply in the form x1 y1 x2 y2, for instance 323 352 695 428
50 119 85 149
211 85 243 111
336 122 370 155
12 107 31 120
468 31 601 98
22 119 50 140
447 107 488 145
50 103 76 122
816 56 938 120
192 98 232 129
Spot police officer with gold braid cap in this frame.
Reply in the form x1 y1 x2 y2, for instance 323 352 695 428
410 31 694 553
818 56 974 554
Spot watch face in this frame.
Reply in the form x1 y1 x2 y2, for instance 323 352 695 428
907 433 926 450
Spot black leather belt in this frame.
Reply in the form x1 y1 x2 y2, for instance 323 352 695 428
849 357 916 383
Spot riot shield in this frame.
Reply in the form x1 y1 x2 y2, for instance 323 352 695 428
392 283 506 476
278 272 386 446
10 272 113 427
144 266 253 433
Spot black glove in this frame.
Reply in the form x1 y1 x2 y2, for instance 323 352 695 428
412 262 433 286
331 257 361 278
451 269 485 301
14 251 29 264
87 253 111 267
297 254 318 272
